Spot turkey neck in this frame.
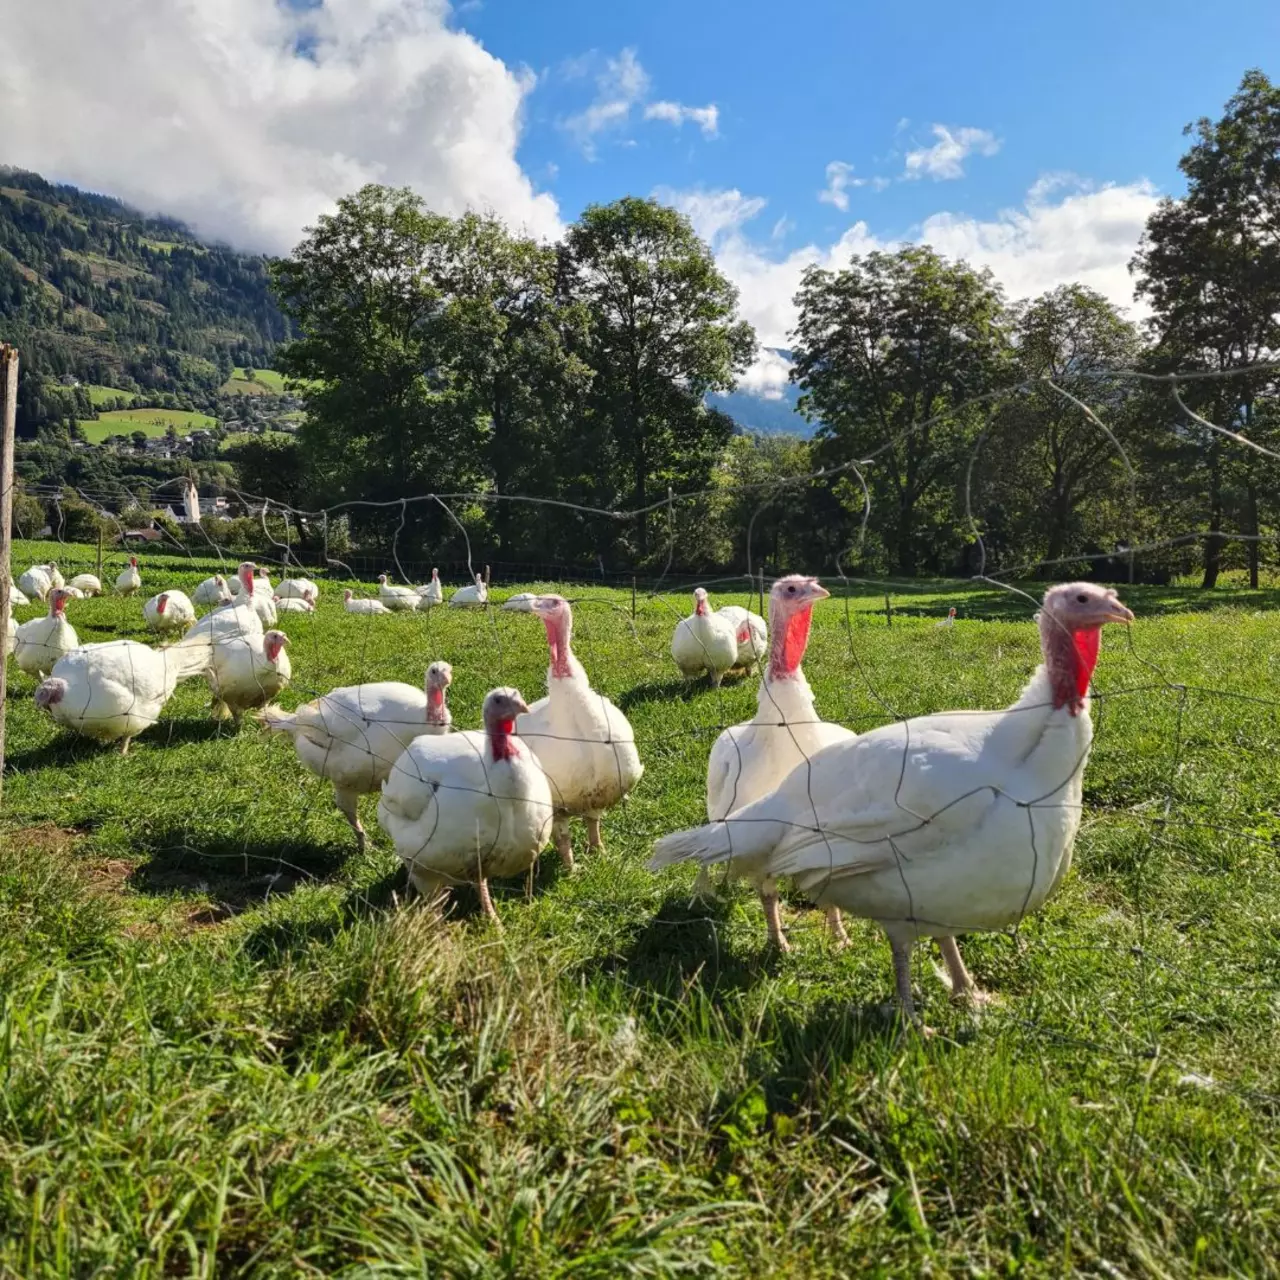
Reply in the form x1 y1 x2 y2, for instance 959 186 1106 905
426 685 449 724
1040 609 1101 716
767 605 813 682
543 611 574 680
488 716 519 761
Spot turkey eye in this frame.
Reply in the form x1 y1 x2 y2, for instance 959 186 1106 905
1076 593 1088 603
787 586 795 593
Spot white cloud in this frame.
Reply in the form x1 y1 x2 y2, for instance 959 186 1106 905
564 49 719 155
643 101 719 138
920 177 1159 309
817 161 860 212
564 48 650 154
659 174 1159 398
736 347 795 400
0 0 562 255
652 187 766 244
904 125 1001 180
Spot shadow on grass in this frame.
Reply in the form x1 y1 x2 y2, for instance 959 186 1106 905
617 673 750 713
128 825 350 911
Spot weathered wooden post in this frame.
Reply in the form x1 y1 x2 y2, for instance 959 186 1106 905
0 345 18 806
884 593 892 627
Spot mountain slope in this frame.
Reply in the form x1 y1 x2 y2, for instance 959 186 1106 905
709 348 818 438
0 167 290 435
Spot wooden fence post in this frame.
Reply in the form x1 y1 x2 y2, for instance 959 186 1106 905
0 345 18 807
96 524 104 578
631 575 636 619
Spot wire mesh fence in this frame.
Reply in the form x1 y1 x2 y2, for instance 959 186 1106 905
4 360 1280 1104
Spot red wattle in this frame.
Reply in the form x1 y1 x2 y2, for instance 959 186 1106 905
1072 627 1100 698
782 607 812 674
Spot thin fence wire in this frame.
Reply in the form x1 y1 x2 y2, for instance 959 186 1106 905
5 360 1280 1107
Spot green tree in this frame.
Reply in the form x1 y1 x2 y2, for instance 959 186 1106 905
791 246 1012 575
130 430 148 450
1131 69 1280 588
272 186 487 537
432 213 591 553
564 197 756 557
979 285 1145 572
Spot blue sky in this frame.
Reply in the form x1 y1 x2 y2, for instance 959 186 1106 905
464 0 1276 251
5 0 1277 395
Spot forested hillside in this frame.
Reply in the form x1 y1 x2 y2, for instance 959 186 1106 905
0 167 290 436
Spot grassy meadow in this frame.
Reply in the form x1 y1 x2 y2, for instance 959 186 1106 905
79 407 218 443
2 538 1280 1275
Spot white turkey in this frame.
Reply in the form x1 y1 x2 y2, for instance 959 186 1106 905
672 588 739 686
8 582 29 608
63 586 86 600
503 592 538 613
45 562 65 590
229 561 276 626
377 687 553 921
344 589 392 616
232 567 274 599
35 630 215 753
377 574 420 612
277 577 319 602
274 593 315 614
717 602 768 670
193 575 233 606
69 574 102 597
416 569 444 607
15 587 79 679
18 564 52 601
115 557 142 596
144 589 197 634
186 565 265 644
450 573 488 608
936 607 957 629
504 594 643 869
651 582 1134 1029
262 661 454 851
207 628 291 721
702 576 852 949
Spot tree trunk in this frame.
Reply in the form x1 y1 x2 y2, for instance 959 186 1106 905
896 495 917 577
1201 441 1223 590
1246 476 1260 590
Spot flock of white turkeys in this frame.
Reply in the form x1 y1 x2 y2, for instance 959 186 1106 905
6 555 1134 1029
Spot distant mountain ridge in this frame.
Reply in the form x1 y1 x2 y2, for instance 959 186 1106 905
709 348 817 438
0 166 289 435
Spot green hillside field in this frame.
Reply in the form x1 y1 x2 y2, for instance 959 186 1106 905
79 407 218 443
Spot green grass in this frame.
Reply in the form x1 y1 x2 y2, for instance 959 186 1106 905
3 539 1280 1274
54 382 136 408
221 367 288 396
80 407 217 443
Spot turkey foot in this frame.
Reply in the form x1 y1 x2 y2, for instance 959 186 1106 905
476 877 501 927
761 889 791 952
691 866 722 905
891 938 935 1037
586 816 604 851
938 936 998 1009
553 818 575 871
826 907 850 948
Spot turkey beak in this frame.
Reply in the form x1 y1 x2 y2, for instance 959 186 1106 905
1103 600 1135 626
512 695 530 716
808 583 830 602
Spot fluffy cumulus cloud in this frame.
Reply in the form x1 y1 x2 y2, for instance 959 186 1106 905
563 48 719 155
661 174 1160 397
0 0 562 254
904 125 1002 180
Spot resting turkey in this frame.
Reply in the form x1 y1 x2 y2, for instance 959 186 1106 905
651 582 1134 1029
